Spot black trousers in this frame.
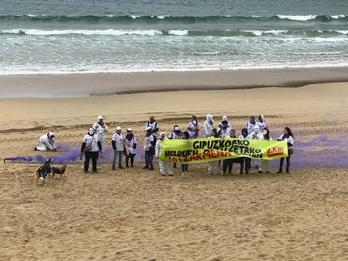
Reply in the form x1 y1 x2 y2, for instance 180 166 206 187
240 157 251 174
145 150 154 168
181 164 188 172
279 156 290 172
84 151 99 172
222 159 233 173
126 153 136 167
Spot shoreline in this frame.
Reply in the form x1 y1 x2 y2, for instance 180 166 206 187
1 67 348 98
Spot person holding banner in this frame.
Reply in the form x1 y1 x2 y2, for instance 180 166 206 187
260 127 272 173
169 125 182 168
180 131 190 175
219 116 231 138
187 116 200 138
155 132 173 176
208 128 221 175
239 128 251 174
277 127 294 174
204 114 215 137
222 129 238 174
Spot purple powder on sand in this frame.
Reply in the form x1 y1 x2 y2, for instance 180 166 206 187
4 132 348 169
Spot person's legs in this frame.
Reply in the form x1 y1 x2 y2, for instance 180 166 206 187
84 151 91 172
245 158 250 174
166 161 173 175
148 153 154 170
286 156 290 173
240 158 244 174
144 151 149 169
112 150 117 170
278 158 284 173
222 160 228 174
261 160 270 173
126 155 129 167
159 160 165 175
91 151 98 172
118 151 123 168
228 159 233 173
130 153 135 167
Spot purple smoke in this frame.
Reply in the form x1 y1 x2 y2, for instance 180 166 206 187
4 132 348 169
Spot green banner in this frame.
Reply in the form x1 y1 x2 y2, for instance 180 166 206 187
160 138 288 163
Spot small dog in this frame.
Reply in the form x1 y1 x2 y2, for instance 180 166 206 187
36 158 52 182
51 164 67 179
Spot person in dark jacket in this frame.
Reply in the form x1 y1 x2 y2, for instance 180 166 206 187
277 127 295 174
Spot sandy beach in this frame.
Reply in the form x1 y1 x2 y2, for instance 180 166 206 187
0 79 348 260
1 67 348 98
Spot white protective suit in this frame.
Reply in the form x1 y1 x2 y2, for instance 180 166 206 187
155 135 173 176
256 115 267 132
203 114 215 137
187 120 200 138
112 132 125 151
92 115 109 143
36 132 56 151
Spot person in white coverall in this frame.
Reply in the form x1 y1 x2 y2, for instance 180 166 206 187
92 115 108 144
112 126 125 170
208 128 221 175
155 132 173 176
249 125 264 173
187 115 200 138
247 116 256 134
256 115 267 132
35 131 56 151
203 114 215 137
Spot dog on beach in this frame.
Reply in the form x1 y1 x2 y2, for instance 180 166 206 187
51 164 67 179
36 158 52 182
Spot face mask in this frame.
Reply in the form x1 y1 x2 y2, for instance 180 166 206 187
192 120 197 125
263 130 268 135
88 130 94 136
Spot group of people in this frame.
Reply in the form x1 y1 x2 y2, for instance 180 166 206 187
35 114 295 176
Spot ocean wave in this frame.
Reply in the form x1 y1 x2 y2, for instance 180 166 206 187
2 28 348 37
0 29 163 36
0 14 347 23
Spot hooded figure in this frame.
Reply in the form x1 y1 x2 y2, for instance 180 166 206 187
155 132 173 176
35 131 56 151
207 128 221 175
92 115 109 143
80 127 102 173
203 114 215 137
169 125 182 140
250 126 263 140
125 128 137 167
256 115 267 132
247 116 256 134
187 116 200 138
219 116 232 138
112 126 125 170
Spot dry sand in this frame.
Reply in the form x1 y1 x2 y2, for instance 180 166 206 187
0 82 348 260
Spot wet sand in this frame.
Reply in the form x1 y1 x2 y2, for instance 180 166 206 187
1 67 348 98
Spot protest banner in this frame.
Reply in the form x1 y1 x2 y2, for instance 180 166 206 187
160 138 288 163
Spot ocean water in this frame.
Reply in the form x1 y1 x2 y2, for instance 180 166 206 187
0 0 348 74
